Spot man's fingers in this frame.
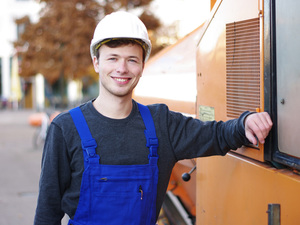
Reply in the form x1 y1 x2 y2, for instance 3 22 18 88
246 131 258 145
257 112 273 134
245 112 273 144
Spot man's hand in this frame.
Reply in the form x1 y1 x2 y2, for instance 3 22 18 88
244 112 273 145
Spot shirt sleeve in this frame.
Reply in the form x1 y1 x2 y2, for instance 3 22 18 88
34 122 71 225
167 110 252 161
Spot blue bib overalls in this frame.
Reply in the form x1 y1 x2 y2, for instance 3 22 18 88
68 103 159 225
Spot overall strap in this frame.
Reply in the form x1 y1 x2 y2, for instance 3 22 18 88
69 107 98 167
137 103 159 162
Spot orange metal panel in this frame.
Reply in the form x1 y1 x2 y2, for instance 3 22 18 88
196 153 300 225
193 0 300 224
196 0 265 161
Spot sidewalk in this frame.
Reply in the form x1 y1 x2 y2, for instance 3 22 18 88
0 109 41 224
0 109 70 225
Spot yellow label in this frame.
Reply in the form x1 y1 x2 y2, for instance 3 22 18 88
199 105 215 121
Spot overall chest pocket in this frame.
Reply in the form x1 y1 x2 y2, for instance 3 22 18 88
90 174 155 224
93 175 153 197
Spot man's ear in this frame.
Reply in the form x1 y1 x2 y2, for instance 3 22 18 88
92 56 99 73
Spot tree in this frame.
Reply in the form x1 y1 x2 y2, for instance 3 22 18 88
15 0 100 84
14 0 161 86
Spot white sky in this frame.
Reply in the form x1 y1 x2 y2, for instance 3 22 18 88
151 0 210 37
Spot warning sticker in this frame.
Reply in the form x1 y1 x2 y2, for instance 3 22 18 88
199 105 215 121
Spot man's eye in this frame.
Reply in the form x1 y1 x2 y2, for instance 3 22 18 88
129 58 139 63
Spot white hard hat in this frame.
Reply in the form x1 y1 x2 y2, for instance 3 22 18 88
90 11 152 61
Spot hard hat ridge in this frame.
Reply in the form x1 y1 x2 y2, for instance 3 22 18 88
90 11 152 61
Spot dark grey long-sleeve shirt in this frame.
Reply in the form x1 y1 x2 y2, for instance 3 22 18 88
34 100 251 224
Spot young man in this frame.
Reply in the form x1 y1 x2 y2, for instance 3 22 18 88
34 11 272 225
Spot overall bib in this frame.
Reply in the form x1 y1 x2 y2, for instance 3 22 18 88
68 103 159 225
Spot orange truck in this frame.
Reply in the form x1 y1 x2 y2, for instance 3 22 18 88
134 0 300 224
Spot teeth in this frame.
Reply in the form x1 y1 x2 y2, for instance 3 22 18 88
115 78 127 82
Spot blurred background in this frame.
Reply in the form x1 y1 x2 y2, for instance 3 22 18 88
0 0 210 224
0 0 209 111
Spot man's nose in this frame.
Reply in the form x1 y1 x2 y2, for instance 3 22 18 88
116 60 129 74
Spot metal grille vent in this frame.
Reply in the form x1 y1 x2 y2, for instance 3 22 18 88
226 18 260 118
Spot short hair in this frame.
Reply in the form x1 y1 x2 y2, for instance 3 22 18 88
96 38 146 62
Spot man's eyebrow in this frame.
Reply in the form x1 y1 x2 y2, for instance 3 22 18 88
106 53 136 57
128 55 140 59
104 53 141 60
106 53 118 57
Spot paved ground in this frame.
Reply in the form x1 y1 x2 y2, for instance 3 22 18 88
0 109 69 225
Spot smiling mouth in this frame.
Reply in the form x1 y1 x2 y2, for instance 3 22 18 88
113 77 130 82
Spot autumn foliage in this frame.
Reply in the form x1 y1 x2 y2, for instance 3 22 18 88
14 0 161 84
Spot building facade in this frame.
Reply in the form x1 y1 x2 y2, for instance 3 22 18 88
0 0 40 108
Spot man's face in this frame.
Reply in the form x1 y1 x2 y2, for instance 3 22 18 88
93 44 144 99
